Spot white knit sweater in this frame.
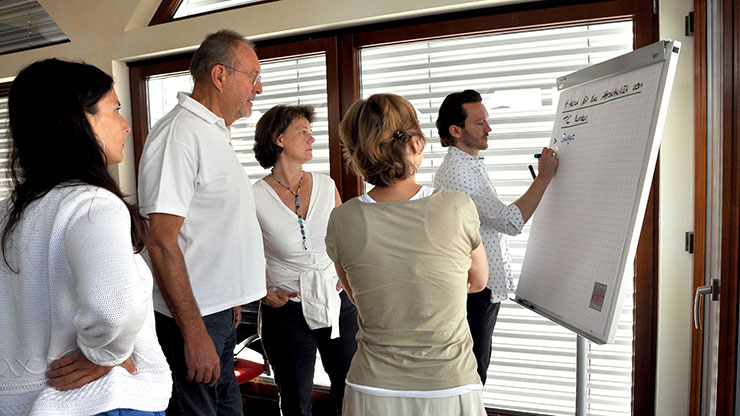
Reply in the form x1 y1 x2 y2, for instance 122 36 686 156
0 185 171 415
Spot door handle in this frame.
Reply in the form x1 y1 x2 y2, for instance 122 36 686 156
694 279 719 330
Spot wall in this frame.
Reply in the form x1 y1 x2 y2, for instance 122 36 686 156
0 0 695 413
657 0 694 415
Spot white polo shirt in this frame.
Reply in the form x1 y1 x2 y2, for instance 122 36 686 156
138 92 266 318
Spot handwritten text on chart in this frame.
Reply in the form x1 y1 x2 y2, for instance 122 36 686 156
559 81 644 129
552 133 577 146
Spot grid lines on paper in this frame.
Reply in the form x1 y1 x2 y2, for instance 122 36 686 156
516 63 663 339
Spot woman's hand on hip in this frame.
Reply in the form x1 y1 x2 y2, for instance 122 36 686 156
46 348 136 391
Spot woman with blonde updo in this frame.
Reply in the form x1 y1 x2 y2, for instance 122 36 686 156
325 93 489 416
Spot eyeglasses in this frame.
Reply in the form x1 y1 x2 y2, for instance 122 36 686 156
218 64 261 87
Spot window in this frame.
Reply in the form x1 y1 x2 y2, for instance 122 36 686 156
358 21 635 415
172 0 272 19
129 2 658 413
150 0 275 25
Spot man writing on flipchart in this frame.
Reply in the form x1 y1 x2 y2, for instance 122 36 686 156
433 89 559 385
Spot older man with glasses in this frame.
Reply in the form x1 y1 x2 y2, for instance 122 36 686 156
138 29 266 415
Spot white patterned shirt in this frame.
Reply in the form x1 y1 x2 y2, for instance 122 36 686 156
433 146 524 303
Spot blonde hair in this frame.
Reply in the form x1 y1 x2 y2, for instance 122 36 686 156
339 94 425 186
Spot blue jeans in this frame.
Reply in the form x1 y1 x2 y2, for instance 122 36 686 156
466 288 501 386
260 291 358 416
155 308 241 416
96 410 165 416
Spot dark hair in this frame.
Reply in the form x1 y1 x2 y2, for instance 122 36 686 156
253 105 315 168
339 93 425 187
2 58 147 269
190 29 254 83
436 89 482 147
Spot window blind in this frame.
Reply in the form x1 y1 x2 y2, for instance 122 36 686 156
359 21 634 416
0 95 11 197
0 0 68 55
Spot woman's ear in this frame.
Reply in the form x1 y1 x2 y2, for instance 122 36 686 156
274 132 284 149
409 136 424 156
86 113 101 142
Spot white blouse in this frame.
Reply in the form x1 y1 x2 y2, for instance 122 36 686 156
254 173 341 337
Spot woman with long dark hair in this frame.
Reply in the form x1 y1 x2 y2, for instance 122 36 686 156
0 58 171 415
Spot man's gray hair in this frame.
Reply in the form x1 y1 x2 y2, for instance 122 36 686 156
190 29 254 82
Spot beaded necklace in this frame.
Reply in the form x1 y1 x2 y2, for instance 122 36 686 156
271 168 307 250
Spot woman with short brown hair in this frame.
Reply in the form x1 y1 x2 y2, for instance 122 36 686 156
253 104 358 416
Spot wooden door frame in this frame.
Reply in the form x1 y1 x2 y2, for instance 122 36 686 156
690 0 740 414
715 0 740 411
690 0 708 412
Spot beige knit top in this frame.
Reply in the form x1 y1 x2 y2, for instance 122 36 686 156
326 189 482 390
